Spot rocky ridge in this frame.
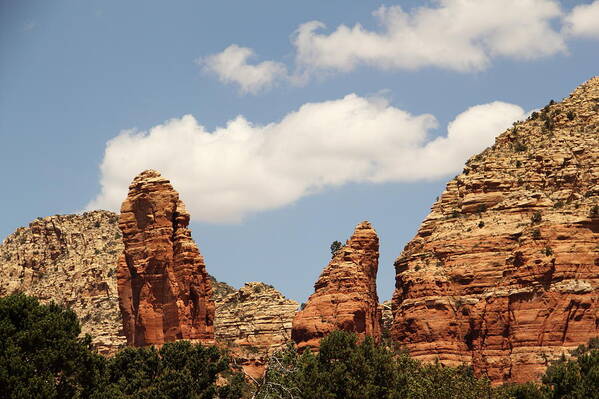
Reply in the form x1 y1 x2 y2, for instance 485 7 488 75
215 282 298 379
391 77 599 383
0 211 126 354
0 209 297 366
292 221 382 350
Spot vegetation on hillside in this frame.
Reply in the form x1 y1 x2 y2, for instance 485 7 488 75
0 294 597 399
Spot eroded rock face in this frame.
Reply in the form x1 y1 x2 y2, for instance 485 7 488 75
1 208 299 369
0 211 126 355
292 221 382 350
215 282 298 379
117 170 215 346
391 77 599 384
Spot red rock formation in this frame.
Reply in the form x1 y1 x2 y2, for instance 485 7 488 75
292 221 382 350
391 77 599 384
117 170 215 346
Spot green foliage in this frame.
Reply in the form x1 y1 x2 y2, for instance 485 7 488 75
0 294 106 399
330 241 343 256
3 294 598 399
101 341 241 399
514 142 528 152
494 382 548 399
256 333 599 399
256 331 494 399
542 341 599 399
0 294 246 399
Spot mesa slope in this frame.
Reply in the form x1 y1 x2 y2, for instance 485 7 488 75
391 77 599 383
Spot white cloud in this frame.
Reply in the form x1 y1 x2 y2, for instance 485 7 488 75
22 20 37 32
293 0 565 74
87 95 527 223
200 45 288 94
563 1 599 38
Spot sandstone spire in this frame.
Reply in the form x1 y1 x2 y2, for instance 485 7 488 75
292 221 382 350
391 77 599 384
117 169 215 346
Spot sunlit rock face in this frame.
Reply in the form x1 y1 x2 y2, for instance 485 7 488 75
117 169 215 346
292 221 382 351
215 281 298 379
391 77 599 384
0 210 127 355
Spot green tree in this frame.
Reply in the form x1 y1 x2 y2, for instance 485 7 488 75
330 241 343 256
542 341 599 399
102 341 245 399
494 382 548 399
0 294 106 399
256 330 493 399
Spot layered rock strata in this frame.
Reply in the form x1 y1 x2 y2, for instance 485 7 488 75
0 208 299 369
117 170 215 346
215 282 298 379
292 221 382 350
0 211 126 354
391 77 599 384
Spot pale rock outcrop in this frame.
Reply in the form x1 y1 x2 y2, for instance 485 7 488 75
0 211 126 354
0 207 299 371
215 282 298 379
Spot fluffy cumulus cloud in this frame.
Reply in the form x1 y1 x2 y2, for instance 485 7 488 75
200 45 287 94
563 0 599 38
87 96 527 223
293 0 565 73
202 0 599 93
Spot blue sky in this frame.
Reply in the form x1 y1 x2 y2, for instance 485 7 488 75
1 0 598 302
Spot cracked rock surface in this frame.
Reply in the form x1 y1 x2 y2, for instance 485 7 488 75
292 221 382 350
0 211 126 355
1 207 297 372
215 281 298 379
117 169 215 346
391 77 599 384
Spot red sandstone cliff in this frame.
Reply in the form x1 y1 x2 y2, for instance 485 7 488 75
117 169 215 346
391 77 599 384
292 221 382 350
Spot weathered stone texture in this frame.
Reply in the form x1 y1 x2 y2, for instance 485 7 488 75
391 77 599 384
1 206 299 372
0 211 126 354
292 221 382 350
215 282 298 379
117 170 215 346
